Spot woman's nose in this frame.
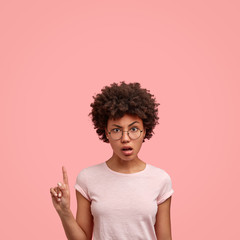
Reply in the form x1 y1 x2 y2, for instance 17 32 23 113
121 131 130 142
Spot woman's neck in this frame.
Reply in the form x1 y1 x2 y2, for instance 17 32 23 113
106 155 146 174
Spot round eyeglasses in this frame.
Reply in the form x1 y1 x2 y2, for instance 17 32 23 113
108 127 143 140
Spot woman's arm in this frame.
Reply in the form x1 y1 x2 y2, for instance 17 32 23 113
154 196 173 240
50 166 91 240
58 209 88 240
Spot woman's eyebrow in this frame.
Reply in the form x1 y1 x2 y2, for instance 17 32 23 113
112 121 139 128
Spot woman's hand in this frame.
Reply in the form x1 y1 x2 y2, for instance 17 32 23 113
50 166 71 215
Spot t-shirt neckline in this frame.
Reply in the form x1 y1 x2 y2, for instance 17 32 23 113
103 161 149 176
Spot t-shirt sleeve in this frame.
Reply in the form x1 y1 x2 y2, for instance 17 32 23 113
156 171 174 205
74 169 91 201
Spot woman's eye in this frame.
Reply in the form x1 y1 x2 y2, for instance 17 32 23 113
112 128 121 133
130 127 138 132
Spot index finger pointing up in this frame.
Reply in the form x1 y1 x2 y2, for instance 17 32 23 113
62 166 69 185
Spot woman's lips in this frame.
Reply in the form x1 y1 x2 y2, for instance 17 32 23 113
121 147 133 156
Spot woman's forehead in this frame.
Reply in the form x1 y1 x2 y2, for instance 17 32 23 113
108 114 143 126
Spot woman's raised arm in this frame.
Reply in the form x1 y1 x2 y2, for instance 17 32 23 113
50 166 90 240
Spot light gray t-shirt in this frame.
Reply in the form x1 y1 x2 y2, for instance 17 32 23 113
75 161 174 240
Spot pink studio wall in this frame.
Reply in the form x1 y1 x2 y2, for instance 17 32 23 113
0 0 239 239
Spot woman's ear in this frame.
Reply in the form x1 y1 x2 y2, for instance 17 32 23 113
143 128 146 138
105 128 109 139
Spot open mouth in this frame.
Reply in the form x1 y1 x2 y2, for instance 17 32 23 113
121 147 133 156
122 147 133 151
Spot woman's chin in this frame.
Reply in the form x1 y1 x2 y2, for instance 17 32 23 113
116 153 137 161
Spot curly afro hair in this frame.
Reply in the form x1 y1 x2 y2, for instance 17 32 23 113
89 81 160 143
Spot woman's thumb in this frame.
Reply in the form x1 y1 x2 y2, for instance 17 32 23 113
57 182 68 197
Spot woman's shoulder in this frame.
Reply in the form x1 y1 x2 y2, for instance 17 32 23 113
147 163 172 179
76 162 105 176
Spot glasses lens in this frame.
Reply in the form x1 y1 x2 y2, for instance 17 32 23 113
110 129 122 140
129 129 141 139
110 128 142 140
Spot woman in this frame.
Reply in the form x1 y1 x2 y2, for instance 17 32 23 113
50 82 174 240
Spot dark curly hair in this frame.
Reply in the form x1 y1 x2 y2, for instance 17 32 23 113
89 81 160 143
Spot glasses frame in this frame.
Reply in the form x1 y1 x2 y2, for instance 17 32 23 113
107 128 143 141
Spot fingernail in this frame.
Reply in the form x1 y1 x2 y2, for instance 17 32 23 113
58 192 61 197
58 182 62 187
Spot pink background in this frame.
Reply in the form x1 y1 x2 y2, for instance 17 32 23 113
1 0 239 239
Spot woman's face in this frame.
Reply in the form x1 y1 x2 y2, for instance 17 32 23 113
105 114 146 162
